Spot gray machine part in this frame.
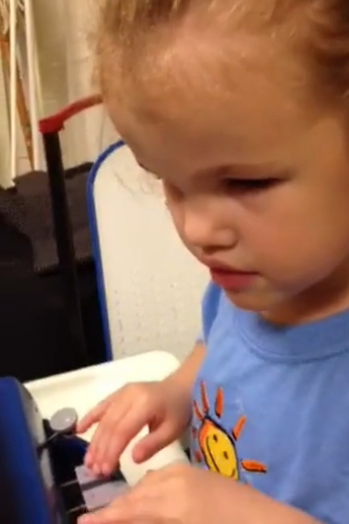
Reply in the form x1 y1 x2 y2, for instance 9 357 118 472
50 407 78 434
75 465 129 511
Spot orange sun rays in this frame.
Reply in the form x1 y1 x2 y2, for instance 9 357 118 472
192 382 267 476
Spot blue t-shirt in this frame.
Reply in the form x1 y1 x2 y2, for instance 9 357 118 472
191 282 349 524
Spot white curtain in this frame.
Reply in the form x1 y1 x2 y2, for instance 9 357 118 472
0 60 11 186
35 0 116 169
0 0 117 187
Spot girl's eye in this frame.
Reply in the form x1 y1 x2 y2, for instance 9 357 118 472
223 177 280 193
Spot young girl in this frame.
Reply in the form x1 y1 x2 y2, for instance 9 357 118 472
78 1 349 523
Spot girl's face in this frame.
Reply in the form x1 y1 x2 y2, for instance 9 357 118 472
105 27 349 322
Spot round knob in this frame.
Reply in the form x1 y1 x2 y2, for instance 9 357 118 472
49 407 78 434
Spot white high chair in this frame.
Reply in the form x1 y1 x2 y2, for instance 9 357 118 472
86 141 208 361
26 141 208 483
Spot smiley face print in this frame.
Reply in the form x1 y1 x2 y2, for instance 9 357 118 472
192 382 267 481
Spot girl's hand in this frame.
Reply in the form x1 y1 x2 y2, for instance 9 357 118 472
76 380 191 477
78 463 320 524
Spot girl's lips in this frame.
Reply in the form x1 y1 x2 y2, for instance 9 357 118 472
209 267 257 291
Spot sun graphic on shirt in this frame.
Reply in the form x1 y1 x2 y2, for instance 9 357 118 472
192 382 267 481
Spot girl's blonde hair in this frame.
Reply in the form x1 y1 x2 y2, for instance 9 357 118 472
98 0 190 37
96 0 349 104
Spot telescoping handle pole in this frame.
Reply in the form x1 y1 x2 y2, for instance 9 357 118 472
39 95 103 367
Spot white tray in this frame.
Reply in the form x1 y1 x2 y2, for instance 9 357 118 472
26 351 188 484
26 351 179 441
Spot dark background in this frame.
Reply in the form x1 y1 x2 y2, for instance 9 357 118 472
0 165 106 382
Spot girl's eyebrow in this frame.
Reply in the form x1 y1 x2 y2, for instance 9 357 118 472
200 162 289 179
137 159 287 180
